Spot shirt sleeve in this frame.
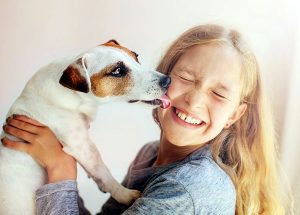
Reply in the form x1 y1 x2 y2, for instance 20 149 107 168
35 180 80 215
122 177 194 215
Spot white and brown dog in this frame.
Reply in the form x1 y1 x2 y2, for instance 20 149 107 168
0 40 171 214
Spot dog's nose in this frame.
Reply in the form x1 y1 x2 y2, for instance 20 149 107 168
159 76 171 90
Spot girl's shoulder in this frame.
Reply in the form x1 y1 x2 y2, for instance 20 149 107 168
172 156 236 195
150 156 236 213
141 155 236 214
179 144 235 191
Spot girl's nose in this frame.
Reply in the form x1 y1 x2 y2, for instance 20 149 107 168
184 88 206 110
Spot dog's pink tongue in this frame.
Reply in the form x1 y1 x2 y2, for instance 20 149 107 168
160 94 171 109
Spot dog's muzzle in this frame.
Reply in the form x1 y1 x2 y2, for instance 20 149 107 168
129 76 171 109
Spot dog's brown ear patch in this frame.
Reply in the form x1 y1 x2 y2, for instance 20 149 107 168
101 40 140 63
106 39 119 45
59 66 89 93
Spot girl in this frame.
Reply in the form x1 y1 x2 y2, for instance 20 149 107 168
2 24 285 214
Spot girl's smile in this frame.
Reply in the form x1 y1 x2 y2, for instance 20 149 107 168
171 106 206 129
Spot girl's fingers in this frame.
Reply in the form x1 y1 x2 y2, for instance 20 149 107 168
1 137 32 154
12 115 45 127
6 117 41 135
3 124 35 143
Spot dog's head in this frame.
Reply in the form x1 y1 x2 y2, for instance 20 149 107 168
59 40 171 108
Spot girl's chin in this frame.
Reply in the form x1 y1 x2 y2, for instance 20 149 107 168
163 132 198 146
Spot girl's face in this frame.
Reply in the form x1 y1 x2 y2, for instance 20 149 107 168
158 44 247 146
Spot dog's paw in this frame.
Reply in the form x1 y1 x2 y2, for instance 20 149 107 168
114 188 141 205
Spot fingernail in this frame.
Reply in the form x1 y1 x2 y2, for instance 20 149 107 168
12 114 18 118
6 117 9 123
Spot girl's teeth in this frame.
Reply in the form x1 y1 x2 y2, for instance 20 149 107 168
186 116 192 123
181 113 187 120
174 108 202 125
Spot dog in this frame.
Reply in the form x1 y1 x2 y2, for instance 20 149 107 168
0 40 171 214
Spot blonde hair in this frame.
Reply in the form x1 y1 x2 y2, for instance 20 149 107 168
153 25 285 214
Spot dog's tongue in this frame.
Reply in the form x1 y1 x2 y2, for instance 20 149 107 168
160 94 171 109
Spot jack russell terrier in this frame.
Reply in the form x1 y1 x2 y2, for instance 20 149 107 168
0 40 171 214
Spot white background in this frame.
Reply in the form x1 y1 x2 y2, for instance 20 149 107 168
0 0 299 214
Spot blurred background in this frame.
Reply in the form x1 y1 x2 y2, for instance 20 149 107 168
0 0 299 214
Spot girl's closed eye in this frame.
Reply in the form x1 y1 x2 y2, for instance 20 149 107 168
212 90 229 101
174 73 194 83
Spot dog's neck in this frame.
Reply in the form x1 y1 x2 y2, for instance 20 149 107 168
78 99 99 122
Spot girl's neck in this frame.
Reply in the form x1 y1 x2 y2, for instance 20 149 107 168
153 134 205 167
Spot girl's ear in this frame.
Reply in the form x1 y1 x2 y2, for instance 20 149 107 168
225 103 247 128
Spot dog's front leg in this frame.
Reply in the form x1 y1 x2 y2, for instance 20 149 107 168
62 140 140 205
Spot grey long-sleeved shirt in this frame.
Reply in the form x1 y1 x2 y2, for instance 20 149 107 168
36 141 236 214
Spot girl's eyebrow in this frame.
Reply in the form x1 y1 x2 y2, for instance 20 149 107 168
216 83 231 92
174 66 194 73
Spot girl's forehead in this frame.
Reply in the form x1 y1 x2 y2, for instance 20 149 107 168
174 44 242 78
173 44 243 92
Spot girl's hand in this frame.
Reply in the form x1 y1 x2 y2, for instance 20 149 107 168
1 115 77 183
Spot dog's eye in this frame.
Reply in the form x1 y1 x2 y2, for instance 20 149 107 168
109 66 128 78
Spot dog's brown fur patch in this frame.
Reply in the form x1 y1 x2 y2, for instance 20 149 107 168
102 41 139 63
90 64 133 97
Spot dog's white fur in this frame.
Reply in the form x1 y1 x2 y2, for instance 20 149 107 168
0 41 169 214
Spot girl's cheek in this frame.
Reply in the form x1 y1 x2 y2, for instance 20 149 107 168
167 81 188 98
210 104 232 125
167 82 176 94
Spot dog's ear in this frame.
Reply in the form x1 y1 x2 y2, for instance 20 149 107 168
59 56 90 93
